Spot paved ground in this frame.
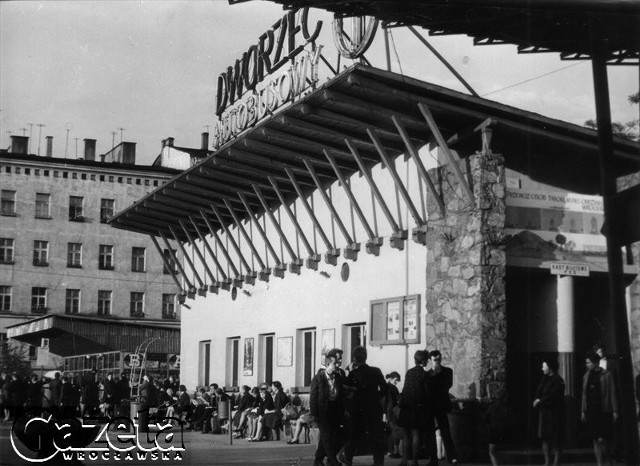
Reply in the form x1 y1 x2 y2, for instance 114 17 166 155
0 421 608 465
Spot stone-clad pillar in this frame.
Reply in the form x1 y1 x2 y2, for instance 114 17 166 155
424 152 506 399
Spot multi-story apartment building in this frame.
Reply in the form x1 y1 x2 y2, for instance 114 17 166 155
0 135 182 377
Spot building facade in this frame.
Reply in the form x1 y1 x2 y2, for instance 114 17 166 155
110 64 640 448
0 136 182 374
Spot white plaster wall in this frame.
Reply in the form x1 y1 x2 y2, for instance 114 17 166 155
181 239 427 392
177 145 443 391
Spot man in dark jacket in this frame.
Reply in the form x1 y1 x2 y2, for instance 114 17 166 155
340 346 388 466
310 349 346 466
81 369 99 417
102 373 116 417
26 374 43 412
60 377 76 419
427 350 457 464
48 372 62 415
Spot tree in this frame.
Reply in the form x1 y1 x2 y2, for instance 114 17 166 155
584 92 639 141
0 341 32 379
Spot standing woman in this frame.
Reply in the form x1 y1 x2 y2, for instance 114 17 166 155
533 358 565 466
582 352 618 466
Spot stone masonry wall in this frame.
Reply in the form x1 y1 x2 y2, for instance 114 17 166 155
424 152 507 400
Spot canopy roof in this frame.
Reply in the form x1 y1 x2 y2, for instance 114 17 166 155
109 65 639 243
253 0 640 63
6 315 180 357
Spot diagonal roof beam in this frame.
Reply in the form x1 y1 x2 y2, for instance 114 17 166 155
238 192 287 278
392 116 445 217
284 167 340 265
223 199 271 281
211 204 257 284
159 231 194 293
168 225 205 290
189 216 231 289
200 210 243 288
418 102 475 204
268 177 320 270
303 159 360 261
149 234 186 295
253 185 303 274
179 219 219 294
323 149 383 256
346 137 407 251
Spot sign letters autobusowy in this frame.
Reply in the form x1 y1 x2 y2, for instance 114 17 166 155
213 8 323 149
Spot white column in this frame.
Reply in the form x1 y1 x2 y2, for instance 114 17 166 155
557 275 574 395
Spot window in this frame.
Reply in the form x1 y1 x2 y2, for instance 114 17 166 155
162 294 176 319
35 193 51 218
227 337 240 388
163 249 177 274
0 286 11 312
67 243 82 268
297 328 316 387
31 287 47 313
0 238 15 264
131 247 146 272
98 290 112 316
199 340 211 387
1 190 16 216
343 323 367 363
100 199 114 223
259 333 275 385
28 345 37 360
65 289 81 314
130 292 144 317
98 245 114 270
33 240 49 266
69 196 84 221
370 295 421 346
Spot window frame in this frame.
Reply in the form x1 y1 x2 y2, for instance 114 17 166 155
369 294 421 346
130 292 145 317
0 286 12 312
67 242 83 268
68 195 84 222
65 289 81 314
35 193 51 219
131 247 146 273
97 290 112 316
100 198 115 224
33 240 49 266
31 287 47 313
162 248 177 275
1 190 16 216
0 238 15 264
98 244 114 270
161 293 176 319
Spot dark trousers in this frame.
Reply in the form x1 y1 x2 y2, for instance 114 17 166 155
315 401 343 466
434 411 457 462
343 414 386 465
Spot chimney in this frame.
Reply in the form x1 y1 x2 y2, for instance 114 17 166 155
201 132 209 150
166 137 174 147
83 138 96 161
121 142 136 165
46 136 53 157
10 135 29 155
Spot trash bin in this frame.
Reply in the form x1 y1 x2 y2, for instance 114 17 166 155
130 401 149 433
448 399 477 463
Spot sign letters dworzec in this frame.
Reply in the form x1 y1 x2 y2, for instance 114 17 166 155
213 8 323 149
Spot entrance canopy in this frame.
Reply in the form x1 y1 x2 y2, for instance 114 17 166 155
109 65 639 247
6 314 180 357
250 0 640 63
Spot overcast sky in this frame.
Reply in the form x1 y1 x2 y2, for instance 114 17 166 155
1 1 637 165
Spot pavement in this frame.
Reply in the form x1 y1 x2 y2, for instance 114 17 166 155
0 420 613 465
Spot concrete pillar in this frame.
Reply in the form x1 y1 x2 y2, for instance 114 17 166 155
557 275 574 395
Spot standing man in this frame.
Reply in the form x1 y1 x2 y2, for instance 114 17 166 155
48 372 62 416
310 349 346 466
427 350 458 464
340 346 388 466
102 373 116 418
81 368 99 417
